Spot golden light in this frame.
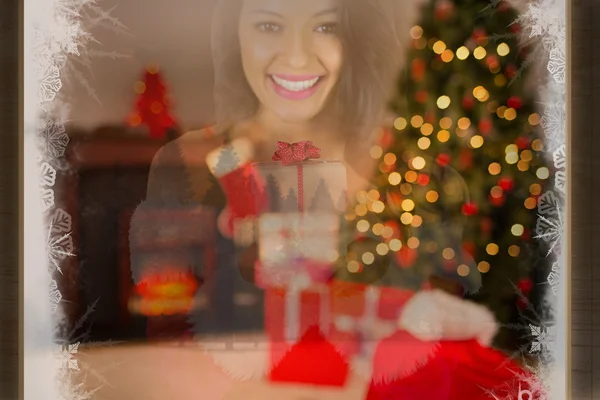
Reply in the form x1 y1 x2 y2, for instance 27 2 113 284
478 261 491 273
372 223 384 236
496 106 507 118
400 183 413 195
521 150 533 161
458 117 471 130
134 81 146 94
372 201 385 213
384 153 397 165
150 101 163 114
355 204 368 216
411 115 424 128
440 117 453 129
426 190 439 203
147 64 160 74
505 152 519 164
511 224 524 237
517 161 530 171
376 243 389 256
442 248 455 260
362 252 375 265
474 46 486 59
494 74 507 87
524 197 537 209
410 25 423 39
405 171 418 183
388 172 402 185
536 167 550 179
505 144 518 153
508 245 521 257
401 199 416 211
441 49 455 62
347 261 361 273
473 86 485 99
369 191 381 202
437 95 451 109
504 108 517 121
345 212 356 221
530 183 542 195
382 227 394 240
470 135 484 148
497 43 510 56
395 118 408 131
420 123 434 136
418 137 431 150
400 212 414 225
389 239 402 251
529 113 541 125
370 145 383 159
490 186 503 198
486 243 499 256
433 40 447 54
356 191 369 204
411 215 423 227
356 220 370 232
456 46 470 60
128 113 142 127
407 237 420 249
488 162 502 175
412 156 426 170
457 264 470 277
437 130 451 143
532 139 544 151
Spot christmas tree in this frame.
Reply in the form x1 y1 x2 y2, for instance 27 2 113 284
127 64 178 139
337 0 550 350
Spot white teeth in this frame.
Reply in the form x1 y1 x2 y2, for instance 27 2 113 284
271 75 320 92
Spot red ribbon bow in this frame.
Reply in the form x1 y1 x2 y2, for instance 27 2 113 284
272 141 321 166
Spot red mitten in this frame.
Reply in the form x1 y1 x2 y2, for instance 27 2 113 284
367 331 543 400
206 138 267 237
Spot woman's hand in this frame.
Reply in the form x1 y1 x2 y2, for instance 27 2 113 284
397 289 498 347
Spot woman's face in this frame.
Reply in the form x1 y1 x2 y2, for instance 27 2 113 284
238 0 343 124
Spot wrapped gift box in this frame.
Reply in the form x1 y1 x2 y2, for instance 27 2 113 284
256 213 340 287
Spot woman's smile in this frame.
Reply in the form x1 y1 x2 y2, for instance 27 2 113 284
268 74 325 100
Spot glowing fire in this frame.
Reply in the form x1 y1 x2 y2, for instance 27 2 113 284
132 270 199 316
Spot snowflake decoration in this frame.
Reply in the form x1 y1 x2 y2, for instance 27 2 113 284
46 226 74 275
40 188 55 212
56 342 80 371
539 100 566 152
49 279 62 314
547 46 565 85
517 0 565 54
39 119 69 161
534 190 564 257
39 65 63 104
40 162 57 187
552 145 566 194
529 324 556 353
547 261 560 295
50 208 72 233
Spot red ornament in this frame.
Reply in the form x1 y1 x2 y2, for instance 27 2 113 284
498 177 514 191
461 202 478 216
127 66 179 139
480 217 493 234
478 118 493 135
505 64 517 79
516 136 530 149
486 55 499 69
417 174 430 185
425 112 437 124
517 278 534 295
498 0 510 12
416 90 429 103
378 128 394 149
462 241 476 258
395 247 418 269
459 148 473 169
489 193 505 207
507 96 523 109
522 228 531 240
436 153 451 167
412 59 426 82
510 23 522 34
462 95 475 110
434 0 455 20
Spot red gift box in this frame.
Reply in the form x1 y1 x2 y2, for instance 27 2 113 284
329 280 414 359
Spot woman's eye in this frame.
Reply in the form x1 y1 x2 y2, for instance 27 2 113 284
256 22 281 33
315 23 337 34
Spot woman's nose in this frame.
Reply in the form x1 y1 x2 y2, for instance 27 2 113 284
282 31 310 69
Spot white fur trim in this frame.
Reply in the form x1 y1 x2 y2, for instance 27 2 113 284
398 289 498 347
203 344 270 381
206 137 254 178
